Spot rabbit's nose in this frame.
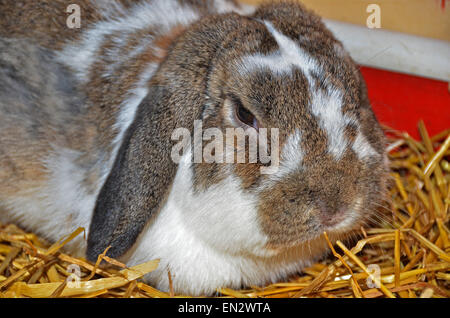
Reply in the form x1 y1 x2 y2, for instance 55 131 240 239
317 202 349 227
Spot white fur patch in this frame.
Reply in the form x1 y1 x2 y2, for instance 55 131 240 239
352 131 379 160
123 150 314 295
0 148 103 255
213 0 256 15
268 129 303 181
281 129 303 168
103 35 155 78
240 21 319 76
309 89 358 160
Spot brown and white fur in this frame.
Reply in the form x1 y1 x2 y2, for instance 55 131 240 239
0 0 388 295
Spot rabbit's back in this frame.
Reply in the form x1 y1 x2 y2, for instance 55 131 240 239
0 0 250 253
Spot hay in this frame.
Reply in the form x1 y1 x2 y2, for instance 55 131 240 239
0 120 449 298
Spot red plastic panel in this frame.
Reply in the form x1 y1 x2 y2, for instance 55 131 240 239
360 66 450 139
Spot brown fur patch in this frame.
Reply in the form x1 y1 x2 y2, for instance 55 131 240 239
0 0 103 49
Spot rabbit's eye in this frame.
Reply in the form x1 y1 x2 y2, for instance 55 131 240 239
233 96 259 130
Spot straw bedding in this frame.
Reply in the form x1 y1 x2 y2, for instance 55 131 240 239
0 121 449 298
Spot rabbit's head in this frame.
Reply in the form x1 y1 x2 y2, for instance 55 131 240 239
87 2 387 263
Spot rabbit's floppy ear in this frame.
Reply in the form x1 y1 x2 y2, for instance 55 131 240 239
86 85 178 261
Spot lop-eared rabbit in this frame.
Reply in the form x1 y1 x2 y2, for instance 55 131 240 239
0 0 387 295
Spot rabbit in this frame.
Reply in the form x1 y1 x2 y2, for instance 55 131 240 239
0 0 388 296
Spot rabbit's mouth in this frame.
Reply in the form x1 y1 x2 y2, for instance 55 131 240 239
262 194 374 253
